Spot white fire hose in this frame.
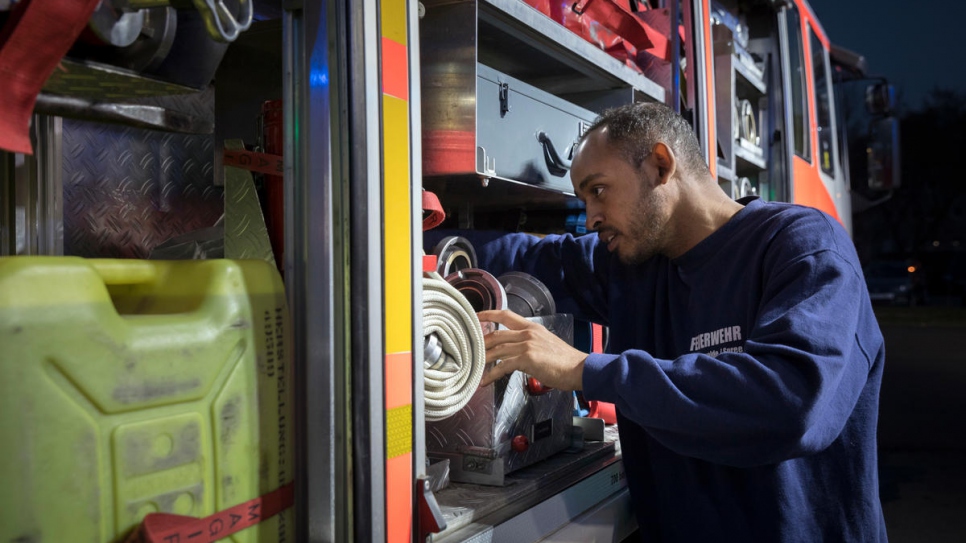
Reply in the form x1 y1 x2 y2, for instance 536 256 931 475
422 271 488 421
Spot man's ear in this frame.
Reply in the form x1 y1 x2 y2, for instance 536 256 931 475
650 142 676 185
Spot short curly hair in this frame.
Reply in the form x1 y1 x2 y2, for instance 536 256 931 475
582 102 709 176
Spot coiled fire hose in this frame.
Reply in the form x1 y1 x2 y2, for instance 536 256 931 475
422 271 488 421
738 98 758 143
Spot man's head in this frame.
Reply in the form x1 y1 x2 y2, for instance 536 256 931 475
570 102 711 264
581 102 708 176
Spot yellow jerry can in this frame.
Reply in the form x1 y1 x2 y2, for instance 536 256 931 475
0 257 294 543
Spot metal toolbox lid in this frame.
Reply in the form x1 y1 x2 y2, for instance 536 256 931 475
476 63 599 119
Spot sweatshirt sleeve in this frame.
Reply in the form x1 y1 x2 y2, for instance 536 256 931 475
583 242 879 468
456 231 614 324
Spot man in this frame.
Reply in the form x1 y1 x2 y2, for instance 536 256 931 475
471 103 887 541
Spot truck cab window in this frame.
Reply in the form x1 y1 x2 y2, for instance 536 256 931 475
785 4 810 161
810 28 835 175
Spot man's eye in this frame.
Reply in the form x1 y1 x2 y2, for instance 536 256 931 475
593 186 605 197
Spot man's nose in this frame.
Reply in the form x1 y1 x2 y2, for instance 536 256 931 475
585 209 602 231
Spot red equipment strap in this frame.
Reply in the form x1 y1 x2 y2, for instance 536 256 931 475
571 0 654 52
0 0 100 154
223 149 285 177
127 482 294 543
422 189 445 231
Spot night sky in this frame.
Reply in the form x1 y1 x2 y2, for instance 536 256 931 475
808 0 966 110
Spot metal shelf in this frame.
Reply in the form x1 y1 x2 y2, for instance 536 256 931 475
42 58 199 101
717 159 735 182
433 429 630 542
733 48 766 95
479 0 666 103
735 137 766 169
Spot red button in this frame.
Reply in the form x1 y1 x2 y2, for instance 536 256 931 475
511 435 529 452
526 376 551 395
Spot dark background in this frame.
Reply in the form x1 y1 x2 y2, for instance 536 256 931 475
812 0 966 300
807 2 966 540
810 0 966 109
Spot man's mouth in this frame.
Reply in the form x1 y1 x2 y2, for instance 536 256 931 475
601 232 618 251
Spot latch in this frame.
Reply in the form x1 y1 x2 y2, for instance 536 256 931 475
499 81 510 117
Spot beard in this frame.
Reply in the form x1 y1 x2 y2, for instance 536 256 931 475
617 182 668 266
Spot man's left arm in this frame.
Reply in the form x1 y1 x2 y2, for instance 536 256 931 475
582 243 882 467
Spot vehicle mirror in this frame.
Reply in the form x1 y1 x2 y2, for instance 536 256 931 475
867 116 900 191
865 82 896 115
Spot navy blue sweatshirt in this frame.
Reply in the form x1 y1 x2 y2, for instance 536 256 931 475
453 198 887 542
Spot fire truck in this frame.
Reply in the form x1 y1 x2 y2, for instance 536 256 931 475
0 0 897 542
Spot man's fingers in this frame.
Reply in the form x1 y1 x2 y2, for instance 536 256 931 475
483 333 524 364
477 310 541 387
479 356 519 387
483 328 527 352
477 309 533 330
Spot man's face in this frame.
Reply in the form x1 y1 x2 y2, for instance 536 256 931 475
571 128 670 265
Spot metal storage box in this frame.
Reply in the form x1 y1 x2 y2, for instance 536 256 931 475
424 61 596 196
426 314 575 486
421 0 665 205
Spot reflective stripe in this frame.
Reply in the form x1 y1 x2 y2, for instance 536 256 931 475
381 4 414 542
384 94 413 353
387 404 414 458
382 37 410 100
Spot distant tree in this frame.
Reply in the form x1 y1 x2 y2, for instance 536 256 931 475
852 87 966 279
893 89 966 249
849 88 966 296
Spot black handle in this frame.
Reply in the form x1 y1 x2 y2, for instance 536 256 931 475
537 131 572 177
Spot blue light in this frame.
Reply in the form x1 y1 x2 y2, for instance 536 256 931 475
309 65 329 88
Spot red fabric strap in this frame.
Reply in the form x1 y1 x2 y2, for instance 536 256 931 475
571 0 654 52
223 149 285 177
422 189 445 231
0 0 101 154
129 482 295 543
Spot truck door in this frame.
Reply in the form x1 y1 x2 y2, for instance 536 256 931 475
807 21 851 233
779 1 848 225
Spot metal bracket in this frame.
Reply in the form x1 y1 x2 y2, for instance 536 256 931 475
417 477 447 542
572 416 605 441
34 93 214 135
476 146 496 176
